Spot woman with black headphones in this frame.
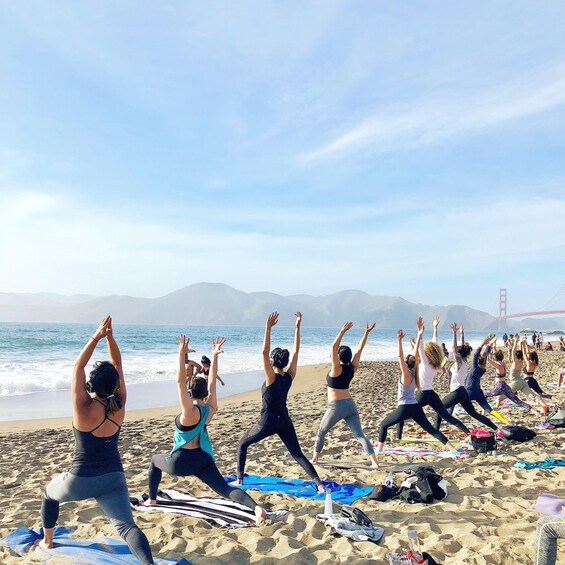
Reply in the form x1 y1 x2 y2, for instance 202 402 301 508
37 316 154 564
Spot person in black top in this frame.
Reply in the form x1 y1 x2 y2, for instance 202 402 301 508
37 316 154 564
311 322 379 468
235 312 324 491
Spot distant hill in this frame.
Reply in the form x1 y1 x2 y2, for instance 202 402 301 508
0 283 493 329
0 283 562 330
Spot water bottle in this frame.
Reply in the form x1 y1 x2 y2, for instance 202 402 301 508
385 472 394 487
407 528 424 563
324 488 333 515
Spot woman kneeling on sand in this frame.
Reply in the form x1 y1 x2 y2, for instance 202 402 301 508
311 322 379 468
38 316 154 564
146 335 266 523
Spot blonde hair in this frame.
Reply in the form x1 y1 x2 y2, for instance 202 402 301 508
423 342 444 370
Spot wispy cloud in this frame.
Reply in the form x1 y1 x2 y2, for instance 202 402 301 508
299 62 565 164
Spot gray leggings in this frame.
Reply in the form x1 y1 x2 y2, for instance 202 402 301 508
510 377 539 400
314 398 374 454
41 471 153 565
533 516 565 565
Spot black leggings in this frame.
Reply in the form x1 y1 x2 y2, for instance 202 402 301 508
435 386 498 431
397 389 470 440
149 448 258 511
525 376 548 396
237 411 322 485
378 403 450 444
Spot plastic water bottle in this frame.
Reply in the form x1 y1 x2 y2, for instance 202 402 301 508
385 472 394 487
407 528 424 563
324 488 333 515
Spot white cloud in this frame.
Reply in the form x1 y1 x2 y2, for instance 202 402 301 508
300 63 565 164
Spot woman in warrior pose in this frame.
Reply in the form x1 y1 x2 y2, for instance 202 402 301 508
509 337 548 410
485 342 532 412
521 341 552 399
435 323 498 431
465 336 508 424
235 312 324 491
147 335 266 523
311 322 378 468
397 316 470 440
376 319 457 454
38 316 154 564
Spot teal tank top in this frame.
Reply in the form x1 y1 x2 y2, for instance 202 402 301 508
171 403 214 460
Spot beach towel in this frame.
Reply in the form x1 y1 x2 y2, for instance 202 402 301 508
514 458 565 470
354 444 469 460
224 474 371 504
130 489 288 527
0 526 191 564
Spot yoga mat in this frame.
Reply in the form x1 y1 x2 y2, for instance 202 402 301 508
0 526 191 564
224 474 371 504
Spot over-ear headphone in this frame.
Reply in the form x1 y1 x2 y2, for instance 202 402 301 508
86 373 97 393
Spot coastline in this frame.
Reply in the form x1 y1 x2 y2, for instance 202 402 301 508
1 356 564 564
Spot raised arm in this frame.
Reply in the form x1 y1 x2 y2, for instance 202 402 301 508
72 316 111 415
330 322 353 377
177 335 199 422
432 315 440 344
105 317 126 405
460 324 465 348
262 312 278 385
397 330 413 384
287 312 302 378
206 336 225 424
352 323 376 371
451 323 462 370
417 316 431 368
487 352 503 372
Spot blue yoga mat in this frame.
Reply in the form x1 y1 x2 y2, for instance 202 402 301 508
1 526 191 564
224 474 372 504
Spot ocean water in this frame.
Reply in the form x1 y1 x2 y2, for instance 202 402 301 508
0 323 489 398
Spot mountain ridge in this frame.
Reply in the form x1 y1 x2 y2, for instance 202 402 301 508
0 283 562 330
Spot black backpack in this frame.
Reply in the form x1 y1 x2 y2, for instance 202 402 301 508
502 425 536 442
471 432 496 454
399 466 447 504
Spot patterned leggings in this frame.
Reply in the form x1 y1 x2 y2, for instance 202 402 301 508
484 380 531 411
533 516 565 565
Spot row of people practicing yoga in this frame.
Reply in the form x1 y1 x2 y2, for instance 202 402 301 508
37 314 550 564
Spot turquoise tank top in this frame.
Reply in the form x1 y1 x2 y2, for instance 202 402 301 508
171 403 214 460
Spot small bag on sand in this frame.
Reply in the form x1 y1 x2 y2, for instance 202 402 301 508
546 406 565 428
470 429 496 453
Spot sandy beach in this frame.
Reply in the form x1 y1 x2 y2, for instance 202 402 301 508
1 353 564 564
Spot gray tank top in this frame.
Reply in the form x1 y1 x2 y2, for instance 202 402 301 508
397 370 418 405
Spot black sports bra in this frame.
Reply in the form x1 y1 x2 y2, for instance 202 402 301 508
326 364 354 390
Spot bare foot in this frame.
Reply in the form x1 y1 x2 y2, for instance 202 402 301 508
230 479 243 486
369 454 379 469
143 499 157 507
255 506 267 524
311 454 319 464
317 484 325 494
35 539 53 550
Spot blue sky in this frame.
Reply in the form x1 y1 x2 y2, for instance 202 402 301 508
0 1 564 315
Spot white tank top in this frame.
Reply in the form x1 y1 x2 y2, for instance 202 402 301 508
449 359 467 392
